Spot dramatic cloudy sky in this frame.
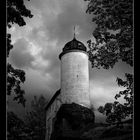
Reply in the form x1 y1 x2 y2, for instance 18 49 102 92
8 0 133 121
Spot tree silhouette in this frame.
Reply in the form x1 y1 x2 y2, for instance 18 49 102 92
7 0 33 106
7 111 26 140
24 95 47 140
98 73 133 124
85 0 133 124
7 95 47 140
85 0 133 69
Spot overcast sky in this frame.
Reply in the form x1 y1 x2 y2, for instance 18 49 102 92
8 0 133 121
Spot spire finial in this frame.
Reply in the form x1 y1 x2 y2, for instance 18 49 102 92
74 26 76 39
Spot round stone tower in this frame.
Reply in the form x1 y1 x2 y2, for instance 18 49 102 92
59 37 90 108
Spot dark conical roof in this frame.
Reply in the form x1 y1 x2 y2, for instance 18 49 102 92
63 37 87 52
59 37 87 59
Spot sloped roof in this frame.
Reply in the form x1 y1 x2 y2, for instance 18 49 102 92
45 89 61 110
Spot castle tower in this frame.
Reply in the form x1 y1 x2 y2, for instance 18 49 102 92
59 36 90 108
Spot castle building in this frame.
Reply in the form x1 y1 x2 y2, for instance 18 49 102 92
45 36 91 140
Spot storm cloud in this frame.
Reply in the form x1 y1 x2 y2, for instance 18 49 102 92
9 38 34 68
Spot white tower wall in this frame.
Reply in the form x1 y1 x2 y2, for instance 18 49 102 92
61 50 90 108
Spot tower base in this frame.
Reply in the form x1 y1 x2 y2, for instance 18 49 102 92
50 103 95 140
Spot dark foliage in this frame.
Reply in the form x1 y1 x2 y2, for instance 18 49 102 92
7 96 47 140
7 63 26 106
85 0 133 124
7 0 33 106
85 0 133 69
7 0 33 28
7 111 26 140
7 34 13 57
100 125 132 139
98 73 133 124
24 95 47 140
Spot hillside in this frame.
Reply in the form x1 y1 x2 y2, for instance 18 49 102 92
82 121 133 140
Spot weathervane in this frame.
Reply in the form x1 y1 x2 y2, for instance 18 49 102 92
73 25 76 39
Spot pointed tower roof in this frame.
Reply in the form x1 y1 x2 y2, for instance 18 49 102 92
59 26 87 59
59 38 87 59
63 37 87 52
